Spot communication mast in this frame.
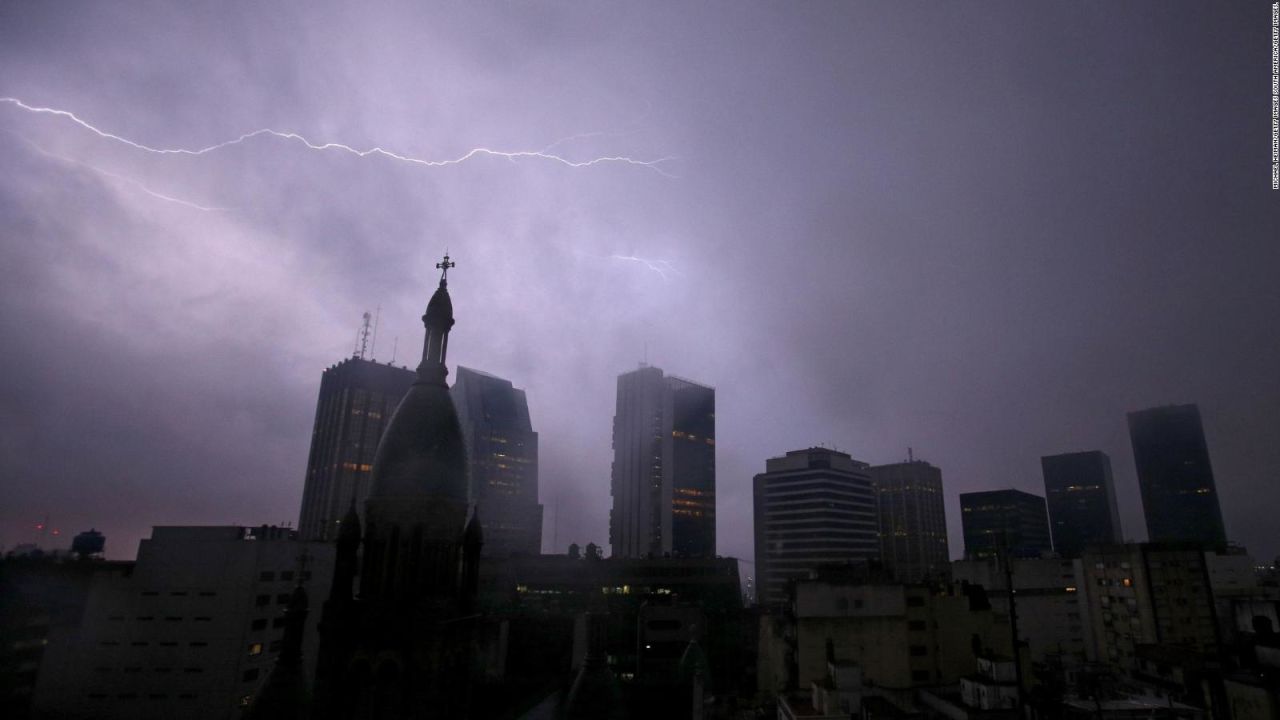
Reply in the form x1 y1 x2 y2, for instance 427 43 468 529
354 311 373 360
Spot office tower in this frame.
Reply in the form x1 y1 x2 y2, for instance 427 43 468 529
1127 404 1227 547
608 365 716 559
32 525 334 720
297 357 415 541
868 458 950 583
959 489 1052 560
1040 451 1122 558
451 366 542 557
752 447 879 607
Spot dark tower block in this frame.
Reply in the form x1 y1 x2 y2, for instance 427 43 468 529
959 489 1053 560
451 367 542 557
297 358 415 541
314 255 491 720
609 366 716 559
1128 404 1227 548
1040 451 1122 558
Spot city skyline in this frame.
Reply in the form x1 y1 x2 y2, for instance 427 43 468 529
1 2 1278 569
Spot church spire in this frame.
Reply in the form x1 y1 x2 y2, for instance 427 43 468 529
418 253 456 384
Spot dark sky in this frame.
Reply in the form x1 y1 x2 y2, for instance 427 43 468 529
1 1 1277 568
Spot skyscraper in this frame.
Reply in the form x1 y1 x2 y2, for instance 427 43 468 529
451 366 542 557
868 458 950 583
297 357 416 541
608 365 715 558
753 447 879 606
1127 404 1227 547
959 489 1052 560
1040 450 1122 558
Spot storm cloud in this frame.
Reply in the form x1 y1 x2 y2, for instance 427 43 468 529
1 1 1277 567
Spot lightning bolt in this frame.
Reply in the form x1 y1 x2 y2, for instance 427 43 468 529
611 254 680 281
1 97 677 177
20 137 226 212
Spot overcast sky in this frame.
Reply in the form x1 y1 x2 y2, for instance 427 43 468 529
1 1 1277 568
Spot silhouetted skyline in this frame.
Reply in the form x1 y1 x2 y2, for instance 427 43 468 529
1 2 1277 566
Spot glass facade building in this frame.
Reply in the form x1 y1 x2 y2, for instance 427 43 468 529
1127 404 1226 547
959 488 1052 560
609 365 716 558
1040 450 1122 558
451 366 542 557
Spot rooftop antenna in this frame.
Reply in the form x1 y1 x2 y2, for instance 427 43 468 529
356 311 373 360
369 305 381 360
389 336 399 365
908 447 914 462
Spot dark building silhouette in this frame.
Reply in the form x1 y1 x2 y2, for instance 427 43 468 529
609 366 715 558
1040 450 1122 558
313 256 495 719
753 447 879 607
297 357 415 541
868 458 950 583
451 366 542 556
959 488 1052 560
69 528 105 557
244 585 309 720
1127 404 1227 548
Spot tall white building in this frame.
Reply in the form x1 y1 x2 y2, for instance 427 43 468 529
608 365 716 558
34 526 333 720
752 447 879 607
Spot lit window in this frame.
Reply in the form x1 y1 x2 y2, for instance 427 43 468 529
248 643 263 656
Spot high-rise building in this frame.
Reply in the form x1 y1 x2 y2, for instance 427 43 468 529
297 358 415 541
1041 451 1122 558
451 366 542 557
752 448 879 607
608 365 716 559
959 489 1052 560
1127 404 1227 547
868 458 950 583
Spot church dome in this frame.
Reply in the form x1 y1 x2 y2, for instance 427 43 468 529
367 254 468 502
368 381 469 500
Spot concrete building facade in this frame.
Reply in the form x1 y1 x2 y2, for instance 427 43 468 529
33 526 333 720
785 578 1013 692
952 556 1092 663
1079 544 1219 672
753 448 880 607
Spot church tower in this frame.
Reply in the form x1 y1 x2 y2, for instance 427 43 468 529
315 254 487 719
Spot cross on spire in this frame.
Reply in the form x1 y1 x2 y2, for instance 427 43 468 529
436 252 455 285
